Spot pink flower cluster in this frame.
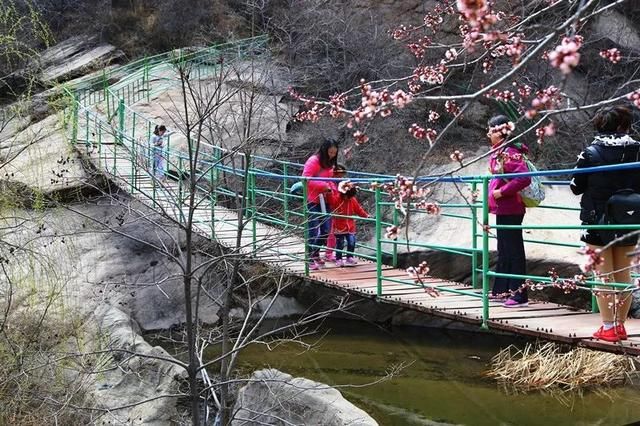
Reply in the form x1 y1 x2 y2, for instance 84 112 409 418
512 82 532 100
627 90 640 109
351 81 413 127
525 85 562 118
353 130 369 145
385 225 399 240
338 180 355 194
407 261 439 295
390 24 414 41
449 150 464 163
424 12 444 30
445 100 460 115
415 200 442 215
380 175 438 215
535 122 556 145
460 24 482 51
428 110 440 122
579 246 604 274
329 93 347 118
485 35 526 68
456 0 491 28
409 124 438 144
414 64 448 85
407 36 432 59
485 89 515 102
548 35 583 74
444 48 458 62
599 48 621 64
487 121 515 139
295 104 321 123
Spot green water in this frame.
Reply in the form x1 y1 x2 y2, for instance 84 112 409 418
160 319 640 425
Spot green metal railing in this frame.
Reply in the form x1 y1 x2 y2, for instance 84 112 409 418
62 36 640 331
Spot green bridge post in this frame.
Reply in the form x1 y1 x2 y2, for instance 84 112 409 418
118 99 125 145
283 163 289 226
130 137 136 194
481 177 490 329
214 163 218 238
471 181 479 289
84 110 90 149
250 171 257 255
71 91 79 145
303 180 309 277
392 206 398 268
375 186 383 297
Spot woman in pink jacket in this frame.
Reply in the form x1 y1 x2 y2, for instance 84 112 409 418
487 115 531 307
302 138 339 270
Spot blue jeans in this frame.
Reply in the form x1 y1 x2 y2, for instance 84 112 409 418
335 233 356 260
153 147 165 179
307 203 331 258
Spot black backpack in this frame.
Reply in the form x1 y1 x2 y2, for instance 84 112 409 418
587 144 640 245
599 189 640 245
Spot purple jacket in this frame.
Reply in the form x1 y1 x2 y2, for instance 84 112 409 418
488 144 531 215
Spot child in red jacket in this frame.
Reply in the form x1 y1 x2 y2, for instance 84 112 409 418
327 181 369 266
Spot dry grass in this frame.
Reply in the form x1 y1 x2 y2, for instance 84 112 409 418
487 342 637 393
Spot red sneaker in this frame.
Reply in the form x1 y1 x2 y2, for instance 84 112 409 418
592 326 621 343
616 324 628 340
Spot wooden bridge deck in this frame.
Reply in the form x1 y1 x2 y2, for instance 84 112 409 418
81 144 640 356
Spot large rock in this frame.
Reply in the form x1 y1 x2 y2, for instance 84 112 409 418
37 36 124 84
87 305 188 425
593 10 640 52
232 369 377 425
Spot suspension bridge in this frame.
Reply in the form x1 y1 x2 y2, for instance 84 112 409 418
63 36 640 355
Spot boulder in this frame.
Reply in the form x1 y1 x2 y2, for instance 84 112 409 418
37 36 124 84
88 305 187 425
593 10 640 52
232 368 377 425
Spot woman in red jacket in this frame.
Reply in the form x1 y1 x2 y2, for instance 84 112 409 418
302 138 339 270
327 182 369 266
487 115 532 307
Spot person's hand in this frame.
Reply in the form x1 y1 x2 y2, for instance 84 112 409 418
492 189 503 200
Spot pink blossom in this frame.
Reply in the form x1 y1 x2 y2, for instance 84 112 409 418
487 121 515 139
385 225 399 240
485 89 515 102
548 36 583 74
444 48 458 62
599 48 621 64
329 93 347 118
391 90 413 108
535 122 556 144
353 130 369 145
428 110 440 122
627 90 640 109
525 85 562 118
414 64 447 85
445 100 460 115
409 124 437 144
338 180 355 194
449 150 464 163
457 0 489 28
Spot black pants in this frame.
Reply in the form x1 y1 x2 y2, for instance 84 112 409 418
493 214 527 302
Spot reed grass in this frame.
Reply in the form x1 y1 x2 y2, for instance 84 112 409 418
487 342 637 392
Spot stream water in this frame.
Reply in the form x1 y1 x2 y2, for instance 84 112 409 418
158 319 640 426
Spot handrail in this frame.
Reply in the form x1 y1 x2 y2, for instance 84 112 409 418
63 36 640 333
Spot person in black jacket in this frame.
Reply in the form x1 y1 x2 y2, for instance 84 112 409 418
570 105 640 343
